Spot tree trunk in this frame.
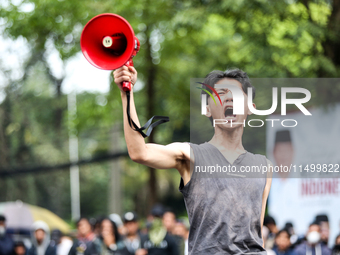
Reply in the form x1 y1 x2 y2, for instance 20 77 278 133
145 24 158 209
322 0 340 76
55 79 63 148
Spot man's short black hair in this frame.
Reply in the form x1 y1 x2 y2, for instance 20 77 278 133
309 221 320 228
315 214 329 224
264 215 276 226
76 217 90 227
201 68 255 102
164 207 176 216
151 204 165 218
0 215 6 222
14 241 26 248
276 229 291 239
201 69 255 125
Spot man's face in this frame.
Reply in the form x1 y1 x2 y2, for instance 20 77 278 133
319 221 329 243
162 212 176 232
206 78 254 129
307 224 321 245
0 221 5 236
267 223 277 233
275 232 291 251
273 142 294 167
172 223 187 238
14 246 26 255
101 219 113 237
309 224 320 234
35 229 45 244
77 219 92 237
336 236 340 245
273 141 294 178
124 221 139 235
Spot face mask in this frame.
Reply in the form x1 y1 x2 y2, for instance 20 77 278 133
307 231 320 244
0 226 5 235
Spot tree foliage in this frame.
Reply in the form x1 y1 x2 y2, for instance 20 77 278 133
0 0 340 219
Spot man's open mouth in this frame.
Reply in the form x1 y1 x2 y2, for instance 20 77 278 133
224 106 236 118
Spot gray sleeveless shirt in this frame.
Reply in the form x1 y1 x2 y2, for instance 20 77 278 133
179 142 268 255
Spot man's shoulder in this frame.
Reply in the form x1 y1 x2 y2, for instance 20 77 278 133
320 243 332 254
165 142 191 152
293 242 307 253
168 141 191 147
164 232 177 243
46 244 57 255
27 246 36 255
0 235 14 244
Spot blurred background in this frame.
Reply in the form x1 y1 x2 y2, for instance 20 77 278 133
1 0 340 254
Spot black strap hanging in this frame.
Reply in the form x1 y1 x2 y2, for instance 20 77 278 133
126 91 169 138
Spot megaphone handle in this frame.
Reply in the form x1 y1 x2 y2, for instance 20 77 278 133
122 59 134 92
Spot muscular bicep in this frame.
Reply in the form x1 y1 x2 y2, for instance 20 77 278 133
135 142 191 171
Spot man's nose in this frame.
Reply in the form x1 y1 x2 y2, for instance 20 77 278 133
223 90 233 102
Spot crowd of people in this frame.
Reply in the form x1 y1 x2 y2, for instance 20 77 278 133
0 205 188 255
263 215 340 255
1 210 340 255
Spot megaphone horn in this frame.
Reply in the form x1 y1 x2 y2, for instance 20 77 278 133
80 13 168 138
80 13 140 91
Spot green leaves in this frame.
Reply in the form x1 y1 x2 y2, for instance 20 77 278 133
1 0 340 219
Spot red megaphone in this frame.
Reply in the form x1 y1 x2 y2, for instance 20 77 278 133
80 13 140 92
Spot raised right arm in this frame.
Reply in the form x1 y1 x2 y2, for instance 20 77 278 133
113 66 191 180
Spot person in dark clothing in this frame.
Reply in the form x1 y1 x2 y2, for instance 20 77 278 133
161 209 182 255
265 216 280 250
68 218 100 255
284 222 299 248
122 212 144 255
332 234 340 255
91 217 104 238
27 221 56 255
333 246 340 255
294 222 331 255
0 215 14 255
272 229 296 255
334 234 340 246
315 215 330 246
113 65 272 255
136 206 179 255
172 221 189 255
162 210 176 235
99 218 129 255
51 229 73 255
13 242 27 255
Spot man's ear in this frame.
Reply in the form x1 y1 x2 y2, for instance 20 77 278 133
205 103 212 118
248 103 256 115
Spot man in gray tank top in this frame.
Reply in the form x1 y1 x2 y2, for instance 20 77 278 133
113 66 272 255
